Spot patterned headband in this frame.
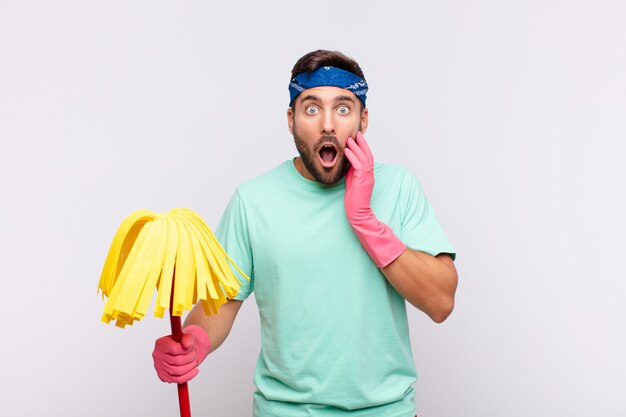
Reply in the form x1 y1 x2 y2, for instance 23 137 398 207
288 66 368 107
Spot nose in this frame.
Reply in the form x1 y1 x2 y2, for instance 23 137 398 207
321 112 335 135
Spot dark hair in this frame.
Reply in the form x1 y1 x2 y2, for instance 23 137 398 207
290 49 365 80
290 50 366 110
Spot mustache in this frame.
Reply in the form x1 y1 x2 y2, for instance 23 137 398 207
315 135 340 149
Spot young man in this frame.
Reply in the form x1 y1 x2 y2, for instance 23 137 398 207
153 50 458 417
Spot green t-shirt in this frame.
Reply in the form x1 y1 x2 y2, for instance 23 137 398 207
216 160 455 417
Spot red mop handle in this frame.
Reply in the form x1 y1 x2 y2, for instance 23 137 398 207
169 275 192 417
170 314 191 417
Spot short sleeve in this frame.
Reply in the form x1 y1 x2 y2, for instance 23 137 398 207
215 189 254 300
400 171 456 260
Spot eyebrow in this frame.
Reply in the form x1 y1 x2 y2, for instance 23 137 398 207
300 94 356 104
335 94 356 104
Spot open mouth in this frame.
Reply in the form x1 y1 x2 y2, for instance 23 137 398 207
318 143 338 168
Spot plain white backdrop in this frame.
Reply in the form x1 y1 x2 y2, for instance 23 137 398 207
1 1 625 416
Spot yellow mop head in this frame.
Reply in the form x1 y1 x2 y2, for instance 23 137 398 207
97 208 249 328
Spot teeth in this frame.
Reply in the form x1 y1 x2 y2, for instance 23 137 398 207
97 208 250 328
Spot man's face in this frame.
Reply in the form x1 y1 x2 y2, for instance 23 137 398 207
288 86 369 185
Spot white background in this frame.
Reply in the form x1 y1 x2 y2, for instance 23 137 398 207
1 1 625 416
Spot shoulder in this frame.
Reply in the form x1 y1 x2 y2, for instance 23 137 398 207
374 162 423 191
236 160 292 198
218 163 291 228
374 162 411 176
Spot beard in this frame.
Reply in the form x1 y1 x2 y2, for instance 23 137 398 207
293 129 351 185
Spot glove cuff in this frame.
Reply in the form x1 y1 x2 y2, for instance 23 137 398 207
350 215 407 268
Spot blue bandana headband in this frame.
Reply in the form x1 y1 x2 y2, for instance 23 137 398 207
289 66 368 107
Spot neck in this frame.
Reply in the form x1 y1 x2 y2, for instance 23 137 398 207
293 157 315 181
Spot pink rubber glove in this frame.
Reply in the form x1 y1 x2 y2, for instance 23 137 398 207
344 132 406 268
152 324 211 384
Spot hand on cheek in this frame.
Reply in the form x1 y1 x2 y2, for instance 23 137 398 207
344 132 375 223
343 132 406 268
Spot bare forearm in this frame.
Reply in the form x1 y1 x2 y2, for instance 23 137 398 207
183 299 242 353
381 250 458 323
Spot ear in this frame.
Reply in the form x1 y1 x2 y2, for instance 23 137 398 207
287 107 294 134
360 107 369 134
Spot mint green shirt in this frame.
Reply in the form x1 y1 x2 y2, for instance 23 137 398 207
216 160 455 417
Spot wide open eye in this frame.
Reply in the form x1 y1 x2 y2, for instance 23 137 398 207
337 106 350 115
305 106 319 115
